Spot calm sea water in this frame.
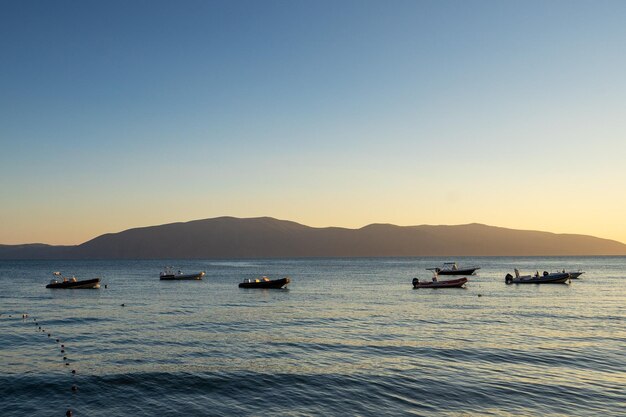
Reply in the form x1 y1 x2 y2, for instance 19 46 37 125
1 257 624 416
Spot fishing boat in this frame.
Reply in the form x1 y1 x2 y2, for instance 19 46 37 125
46 272 100 289
505 269 570 284
412 276 468 289
426 262 480 275
160 267 205 280
238 276 290 289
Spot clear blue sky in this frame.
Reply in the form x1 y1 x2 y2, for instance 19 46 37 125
2 0 626 244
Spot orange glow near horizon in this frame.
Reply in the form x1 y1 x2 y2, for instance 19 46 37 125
2 2 625 247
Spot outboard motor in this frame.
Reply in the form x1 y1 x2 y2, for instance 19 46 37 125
505 273 513 284
412 278 419 288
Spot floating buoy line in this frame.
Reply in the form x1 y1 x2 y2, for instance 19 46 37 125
5 312 81 416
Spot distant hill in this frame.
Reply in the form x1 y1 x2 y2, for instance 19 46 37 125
1 217 625 259
0 243 74 259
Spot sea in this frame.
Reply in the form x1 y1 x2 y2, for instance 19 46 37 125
0 257 624 417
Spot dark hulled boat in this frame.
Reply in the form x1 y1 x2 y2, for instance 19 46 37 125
427 262 480 276
239 277 290 289
46 277 100 289
160 267 205 280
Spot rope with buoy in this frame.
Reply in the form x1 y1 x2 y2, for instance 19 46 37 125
5 312 81 416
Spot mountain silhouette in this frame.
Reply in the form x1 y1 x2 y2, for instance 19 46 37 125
1 216 625 259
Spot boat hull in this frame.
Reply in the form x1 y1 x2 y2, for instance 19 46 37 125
239 277 290 289
435 268 480 276
160 272 205 280
46 278 100 289
568 272 584 279
412 277 468 288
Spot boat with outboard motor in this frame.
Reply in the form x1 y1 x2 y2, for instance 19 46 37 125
426 262 480 276
160 267 205 280
412 277 468 288
239 276 290 289
46 272 100 289
505 269 570 284
412 274 468 289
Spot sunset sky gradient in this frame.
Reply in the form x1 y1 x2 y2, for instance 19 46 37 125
1 0 625 245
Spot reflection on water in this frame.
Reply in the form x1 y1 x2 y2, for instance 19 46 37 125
1 257 625 416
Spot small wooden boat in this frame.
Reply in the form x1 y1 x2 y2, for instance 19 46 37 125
239 276 290 289
412 277 468 289
426 262 480 276
505 269 570 284
160 267 205 280
46 272 100 289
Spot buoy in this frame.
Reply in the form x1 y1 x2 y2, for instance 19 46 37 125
61 344 65 348
65 362 70 366
61 349 65 353
48 333 51 337
71 369 76 374
66 409 73 417
71 384 78 392
121 303 125 307
63 356 67 360
56 339 60 342
105 284 108 289
478 294 483 297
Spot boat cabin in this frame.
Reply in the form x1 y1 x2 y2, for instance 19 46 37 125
442 262 459 271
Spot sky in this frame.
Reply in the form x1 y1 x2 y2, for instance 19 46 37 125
1 0 626 245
